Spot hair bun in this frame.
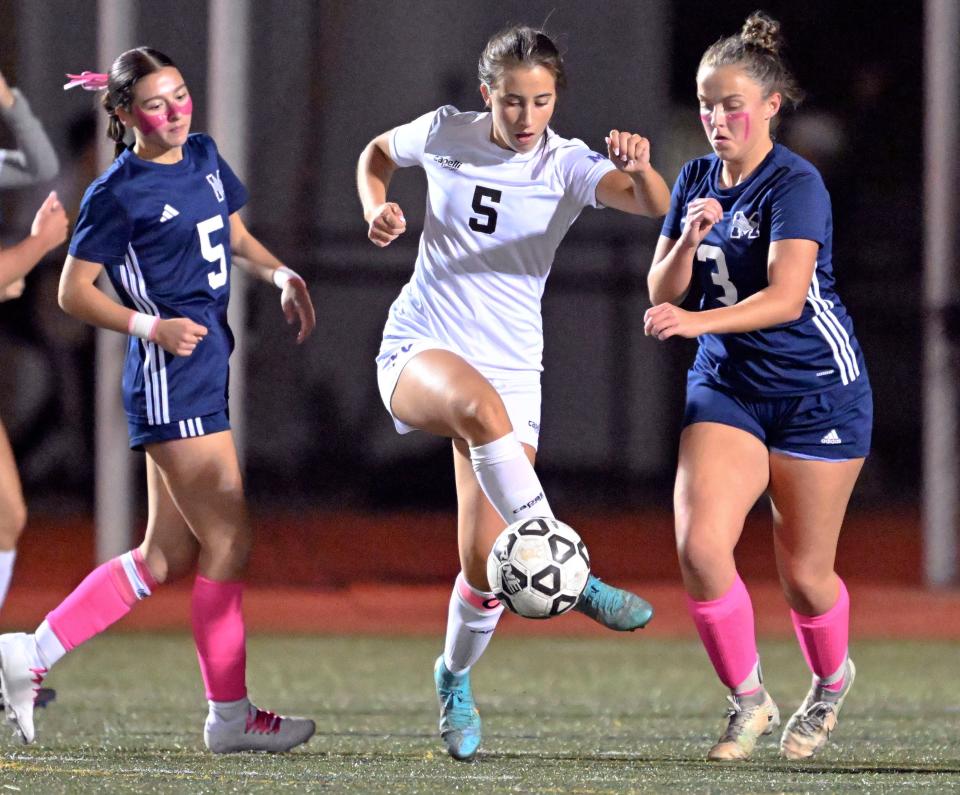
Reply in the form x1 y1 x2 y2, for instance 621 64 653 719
741 11 781 54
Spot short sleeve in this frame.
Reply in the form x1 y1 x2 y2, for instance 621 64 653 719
769 173 830 245
556 141 616 209
660 162 691 239
216 151 248 214
389 106 454 168
68 184 132 267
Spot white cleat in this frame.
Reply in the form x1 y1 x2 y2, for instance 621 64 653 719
780 659 856 760
204 702 316 753
0 632 47 744
707 690 780 761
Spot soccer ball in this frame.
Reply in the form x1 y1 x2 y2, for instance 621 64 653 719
486 517 590 619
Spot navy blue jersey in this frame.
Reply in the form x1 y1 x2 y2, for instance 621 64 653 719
69 133 248 424
661 144 865 396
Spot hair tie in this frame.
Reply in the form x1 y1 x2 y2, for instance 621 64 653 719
64 71 109 91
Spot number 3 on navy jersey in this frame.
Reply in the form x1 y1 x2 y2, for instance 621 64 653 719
197 216 227 289
469 186 502 234
697 244 738 306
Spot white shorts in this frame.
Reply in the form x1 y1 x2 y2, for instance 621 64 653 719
375 338 543 450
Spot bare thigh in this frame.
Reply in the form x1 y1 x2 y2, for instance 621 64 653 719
145 431 250 581
769 452 865 615
452 437 536 590
391 349 512 446
674 422 770 600
0 418 26 548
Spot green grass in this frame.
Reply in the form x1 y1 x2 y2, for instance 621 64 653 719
2 635 959 793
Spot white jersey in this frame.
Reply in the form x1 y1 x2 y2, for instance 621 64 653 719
381 105 616 378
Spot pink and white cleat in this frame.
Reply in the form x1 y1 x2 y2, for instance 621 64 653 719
0 632 48 744
204 699 315 753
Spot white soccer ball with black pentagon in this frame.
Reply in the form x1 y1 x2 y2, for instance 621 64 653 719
486 517 590 619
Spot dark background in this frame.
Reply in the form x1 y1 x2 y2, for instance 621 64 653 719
0 1 922 519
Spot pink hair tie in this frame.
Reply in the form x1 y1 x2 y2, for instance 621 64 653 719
64 71 109 92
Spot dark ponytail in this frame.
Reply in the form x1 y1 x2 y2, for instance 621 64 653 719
100 47 177 159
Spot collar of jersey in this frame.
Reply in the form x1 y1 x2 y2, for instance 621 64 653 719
480 114 552 162
123 142 193 173
709 143 779 197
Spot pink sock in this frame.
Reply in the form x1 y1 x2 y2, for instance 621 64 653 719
686 574 760 693
791 578 850 692
191 576 247 702
45 549 156 652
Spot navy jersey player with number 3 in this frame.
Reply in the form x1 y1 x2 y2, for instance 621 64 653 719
358 25 670 762
0 48 316 753
645 13 871 762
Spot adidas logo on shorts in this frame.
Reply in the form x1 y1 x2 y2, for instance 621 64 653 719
820 429 842 445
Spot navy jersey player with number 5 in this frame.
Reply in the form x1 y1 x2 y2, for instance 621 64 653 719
645 13 871 762
0 48 316 754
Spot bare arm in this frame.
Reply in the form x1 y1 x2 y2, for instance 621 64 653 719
594 130 670 216
60 255 208 356
0 191 68 291
357 131 407 247
229 212 316 343
644 238 818 340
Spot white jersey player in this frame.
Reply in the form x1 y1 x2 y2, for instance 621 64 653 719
357 25 671 762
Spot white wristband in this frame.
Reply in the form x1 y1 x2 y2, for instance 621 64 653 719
272 265 301 289
128 311 159 341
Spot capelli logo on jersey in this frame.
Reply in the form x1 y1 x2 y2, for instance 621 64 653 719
206 171 226 202
730 210 760 239
433 155 463 171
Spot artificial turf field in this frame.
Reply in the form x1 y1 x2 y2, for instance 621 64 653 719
1 635 958 793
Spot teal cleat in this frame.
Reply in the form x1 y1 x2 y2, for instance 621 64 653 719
572 574 654 631
433 656 481 761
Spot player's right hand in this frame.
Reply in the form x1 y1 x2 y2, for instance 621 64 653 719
367 202 406 247
30 191 69 252
680 197 723 248
155 317 208 357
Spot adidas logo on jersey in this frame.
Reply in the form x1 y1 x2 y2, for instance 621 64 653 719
730 210 760 239
820 429 842 445
433 155 462 171
159 204 179 222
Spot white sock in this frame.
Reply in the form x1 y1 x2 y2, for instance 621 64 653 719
0 548 16 610
34 620 66 670
469 434 553 523
443 574 504 675
733 659 764 696
209 696 250 723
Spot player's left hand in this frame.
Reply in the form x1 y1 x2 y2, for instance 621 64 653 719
644 303 705 340
0 71 14 109
605 129 651 174
280 275 316 344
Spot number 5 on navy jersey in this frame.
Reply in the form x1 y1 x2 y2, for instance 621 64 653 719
197 216 227 289
469 186 502 234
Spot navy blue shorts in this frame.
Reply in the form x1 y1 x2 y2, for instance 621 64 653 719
128 409 230 452
683 371 872 461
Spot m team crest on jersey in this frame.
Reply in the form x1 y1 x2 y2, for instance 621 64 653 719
206 170 226 202
730 210 760 239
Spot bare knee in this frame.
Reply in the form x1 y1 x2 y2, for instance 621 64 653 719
676 528 736 598
200 527 251 578
453 392 511 446
140 541 198 585
0 499 27 548
778 562 836 614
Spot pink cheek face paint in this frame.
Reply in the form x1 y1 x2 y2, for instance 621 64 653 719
724 111 751 142
133 97 192 135
700 112 712 137
134 106 168 134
